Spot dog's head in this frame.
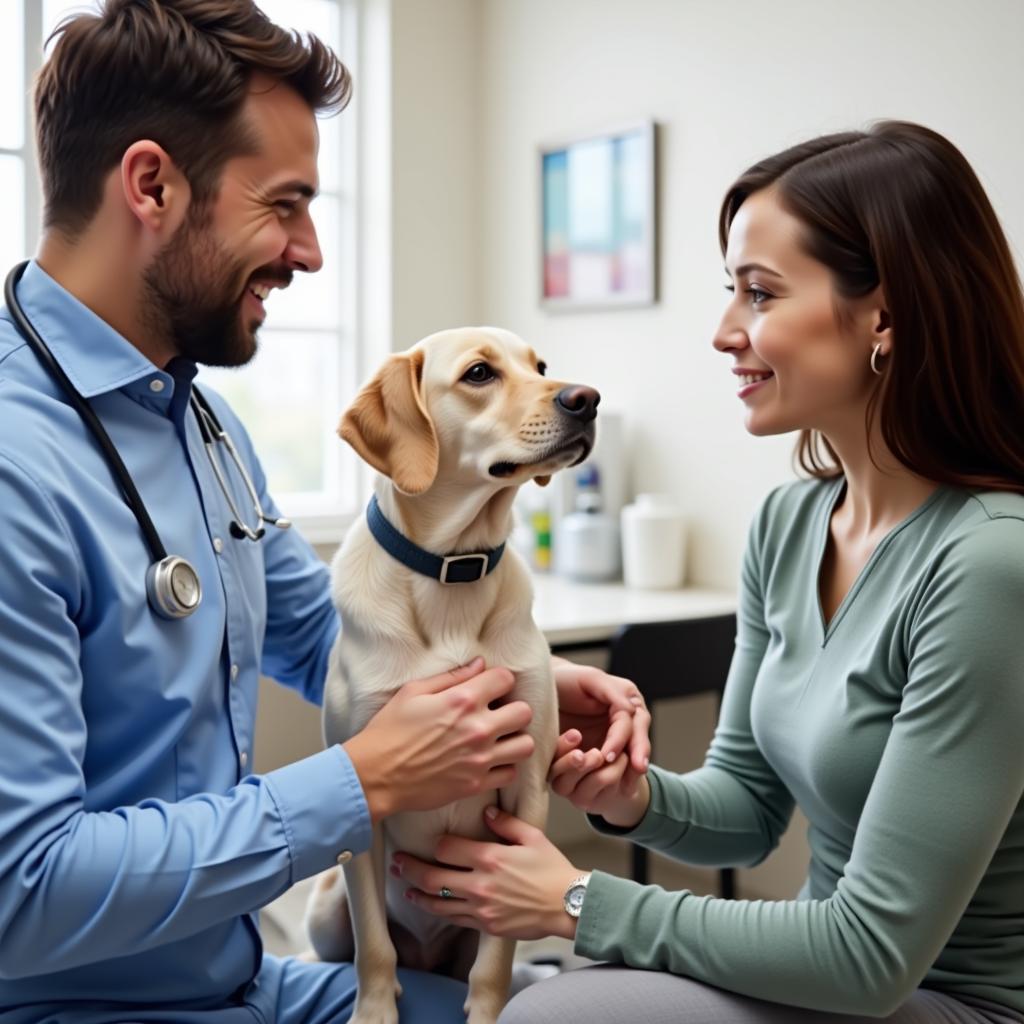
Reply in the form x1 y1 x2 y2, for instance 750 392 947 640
339 327 599 496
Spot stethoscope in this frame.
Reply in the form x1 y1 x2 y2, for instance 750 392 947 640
3 261 291 620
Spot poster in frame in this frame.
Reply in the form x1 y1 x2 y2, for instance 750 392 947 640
540 120 657 311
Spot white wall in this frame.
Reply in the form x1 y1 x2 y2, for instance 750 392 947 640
389 0 482 344
476 0 1024 587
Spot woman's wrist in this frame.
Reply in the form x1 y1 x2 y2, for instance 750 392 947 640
551 866 585 941
600 774 652 829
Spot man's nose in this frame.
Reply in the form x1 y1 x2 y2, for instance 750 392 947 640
285 217 323 274
555 385 601 423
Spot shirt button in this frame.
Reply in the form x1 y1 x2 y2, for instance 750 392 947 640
149 379 165 393
230 663 239 682
239 751 248 770
336 850 353 865
213 537 224 554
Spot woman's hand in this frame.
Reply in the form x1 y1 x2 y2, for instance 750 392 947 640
549 736 652 828
552 657 651 772
392 807 583 941
551 657 652 827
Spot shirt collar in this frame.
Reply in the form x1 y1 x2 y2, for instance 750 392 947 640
14 260 182 400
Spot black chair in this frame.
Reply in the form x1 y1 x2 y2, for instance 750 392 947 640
606 613 737 898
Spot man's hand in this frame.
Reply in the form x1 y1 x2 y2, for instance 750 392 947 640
343 658 534 822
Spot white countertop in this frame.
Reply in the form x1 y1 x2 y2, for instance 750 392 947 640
531 573 737 647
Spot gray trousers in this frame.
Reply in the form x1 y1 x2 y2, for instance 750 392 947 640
498 965 1023 1024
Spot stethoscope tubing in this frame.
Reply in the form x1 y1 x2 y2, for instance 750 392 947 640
5 260 171 563
3 260 289 619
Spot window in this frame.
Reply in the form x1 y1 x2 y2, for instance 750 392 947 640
5 1 361 540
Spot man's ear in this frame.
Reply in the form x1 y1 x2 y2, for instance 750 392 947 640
120 140 191 235
339 348 439 495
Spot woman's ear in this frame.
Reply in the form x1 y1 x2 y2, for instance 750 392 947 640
339 348 439 495
865 287 893 358
874 308 893 358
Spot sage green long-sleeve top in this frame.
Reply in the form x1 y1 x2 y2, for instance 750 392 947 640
575 479 1024 1018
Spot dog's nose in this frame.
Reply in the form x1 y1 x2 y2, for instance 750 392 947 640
555 385 601 423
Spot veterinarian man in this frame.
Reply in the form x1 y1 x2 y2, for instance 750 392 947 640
0 3 647 1022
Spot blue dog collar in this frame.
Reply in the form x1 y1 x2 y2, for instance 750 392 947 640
365 494 505 584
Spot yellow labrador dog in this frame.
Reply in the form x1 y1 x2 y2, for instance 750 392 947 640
304 327 599 1023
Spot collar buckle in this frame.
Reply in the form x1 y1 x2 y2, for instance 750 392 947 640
439 553 489 585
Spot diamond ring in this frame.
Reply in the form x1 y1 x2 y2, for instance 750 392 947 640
439 886 455 900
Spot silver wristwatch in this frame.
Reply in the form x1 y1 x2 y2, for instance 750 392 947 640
563 873 591 919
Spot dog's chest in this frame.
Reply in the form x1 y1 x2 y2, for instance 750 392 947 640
324 530 545 742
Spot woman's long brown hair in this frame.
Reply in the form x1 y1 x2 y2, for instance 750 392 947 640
719 121 1024 494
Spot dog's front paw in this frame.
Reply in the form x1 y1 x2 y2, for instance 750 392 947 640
350 985 401 1024
464 991 504 1024
465 1009 501 1024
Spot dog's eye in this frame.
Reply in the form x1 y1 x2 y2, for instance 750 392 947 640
462 363 496 385
537 362 547 376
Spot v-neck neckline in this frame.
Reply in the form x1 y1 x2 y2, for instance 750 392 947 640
814 477 945 646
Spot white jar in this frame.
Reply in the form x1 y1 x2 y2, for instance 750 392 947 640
620 493 686 589
554 492 621 582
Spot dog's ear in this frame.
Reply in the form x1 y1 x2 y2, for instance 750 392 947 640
533 475 551 487
338 348 439 495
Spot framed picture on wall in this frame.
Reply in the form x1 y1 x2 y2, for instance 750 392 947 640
540 120 657 311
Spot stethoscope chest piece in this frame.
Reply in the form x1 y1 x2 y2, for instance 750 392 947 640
146 556 203 620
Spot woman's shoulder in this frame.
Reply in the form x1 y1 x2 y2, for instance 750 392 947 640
741 476 840 571
900 488 1024 622
752 475 840 535
963 488 1024 525
937 489 1024 568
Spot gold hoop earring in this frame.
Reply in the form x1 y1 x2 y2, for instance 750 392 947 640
870 343 885 376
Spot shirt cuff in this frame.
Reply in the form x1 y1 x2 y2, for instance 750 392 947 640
586 764 691 848
263 744 372 883
573 869 647 963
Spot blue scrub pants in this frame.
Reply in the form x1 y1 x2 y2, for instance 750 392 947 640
0 955 468 1024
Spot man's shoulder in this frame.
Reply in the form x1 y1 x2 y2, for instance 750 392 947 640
0 319 77 483
0 310 28 366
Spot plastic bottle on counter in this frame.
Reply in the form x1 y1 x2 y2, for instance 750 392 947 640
554 470 621 582
620 493 686 589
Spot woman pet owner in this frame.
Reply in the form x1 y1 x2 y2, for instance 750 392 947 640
394 120 1024 1024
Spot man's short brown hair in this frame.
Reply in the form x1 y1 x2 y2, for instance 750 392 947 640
34 0 352 237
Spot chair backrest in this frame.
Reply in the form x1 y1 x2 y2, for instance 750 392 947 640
607 614 737 704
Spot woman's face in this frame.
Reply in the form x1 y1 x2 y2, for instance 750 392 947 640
713 188 881 438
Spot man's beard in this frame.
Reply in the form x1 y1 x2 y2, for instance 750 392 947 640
141 208 262 368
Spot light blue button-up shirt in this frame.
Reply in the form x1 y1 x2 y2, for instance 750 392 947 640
0 262 371 1010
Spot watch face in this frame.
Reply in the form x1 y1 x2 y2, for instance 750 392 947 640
567 885 586 915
